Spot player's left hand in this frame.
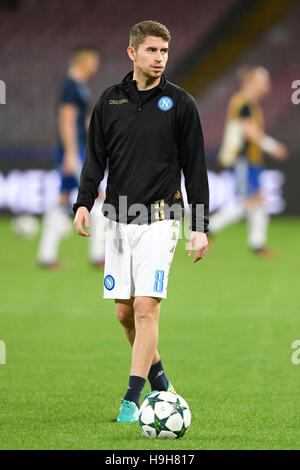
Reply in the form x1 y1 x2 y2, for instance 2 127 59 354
188 232 208 263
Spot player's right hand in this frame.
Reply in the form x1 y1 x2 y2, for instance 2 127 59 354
271 142 288 161
73 206 91 237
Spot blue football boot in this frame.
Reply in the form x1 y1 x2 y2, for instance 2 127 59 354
117 399 139 423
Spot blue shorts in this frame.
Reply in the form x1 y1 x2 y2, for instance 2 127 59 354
55 146 85 192
232 158 263 196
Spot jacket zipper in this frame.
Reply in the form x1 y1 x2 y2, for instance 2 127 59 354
127 83 162 113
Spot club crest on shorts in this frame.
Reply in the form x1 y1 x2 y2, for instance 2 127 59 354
104 275 115 291
158 96 174 111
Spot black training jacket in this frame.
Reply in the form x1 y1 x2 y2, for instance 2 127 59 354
73 71 209 232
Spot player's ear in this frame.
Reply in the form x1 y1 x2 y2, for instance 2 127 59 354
127 46 136 63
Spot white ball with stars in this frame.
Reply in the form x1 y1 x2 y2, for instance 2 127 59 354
139 391 191 439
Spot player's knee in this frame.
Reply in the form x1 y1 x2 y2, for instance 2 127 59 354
116 308 134 329
134 298 160 322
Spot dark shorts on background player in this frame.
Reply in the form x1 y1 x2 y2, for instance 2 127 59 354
232 156 263 197
55 146 86 192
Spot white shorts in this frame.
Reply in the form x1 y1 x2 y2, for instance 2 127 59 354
103 219 180 299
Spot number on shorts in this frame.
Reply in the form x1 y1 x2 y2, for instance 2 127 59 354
154 270 164 293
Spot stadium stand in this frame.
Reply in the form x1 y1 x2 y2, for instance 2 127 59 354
0 0 298 214
192 0 299 156
0 0 237 148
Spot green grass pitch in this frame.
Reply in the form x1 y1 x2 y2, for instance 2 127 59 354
0 216 300 450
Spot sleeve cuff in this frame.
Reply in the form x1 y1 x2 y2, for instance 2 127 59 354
72 203 91 215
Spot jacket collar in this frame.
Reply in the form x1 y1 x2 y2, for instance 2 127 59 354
121 71 167 92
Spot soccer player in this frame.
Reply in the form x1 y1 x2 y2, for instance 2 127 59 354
37 45 106 268
210 66 288 257
73 21 209 422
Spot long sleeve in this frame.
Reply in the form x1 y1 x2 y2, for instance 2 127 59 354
73 99 107 214
177 92 209 232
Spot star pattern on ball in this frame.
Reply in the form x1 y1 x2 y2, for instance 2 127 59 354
174 426 187 438
154 416 169 434
174 399 188 418
147 395 166 409
139 392 191 440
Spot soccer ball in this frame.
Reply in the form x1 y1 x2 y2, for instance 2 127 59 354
139 391 191 439
11 214 39 239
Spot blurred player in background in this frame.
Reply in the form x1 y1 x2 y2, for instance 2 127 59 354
37 45 106 268
210 66 288 257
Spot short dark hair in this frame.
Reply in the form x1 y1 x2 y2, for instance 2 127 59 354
71 45 98 63
129 20 171 50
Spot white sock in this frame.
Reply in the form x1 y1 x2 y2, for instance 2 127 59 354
246 203 269 250
37 205 72 264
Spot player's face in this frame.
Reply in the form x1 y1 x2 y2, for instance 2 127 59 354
253 68 271 98
82 53 100 79
132 36 169 79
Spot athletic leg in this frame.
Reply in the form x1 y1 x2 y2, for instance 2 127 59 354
245 167 274 256
246 201 270 251
115 298 161 369
210 157 248 235
209 198 245 233
130 296 161 379
116 221 178 421
37 191 72 266
121 296 160 409
115 298 135 347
